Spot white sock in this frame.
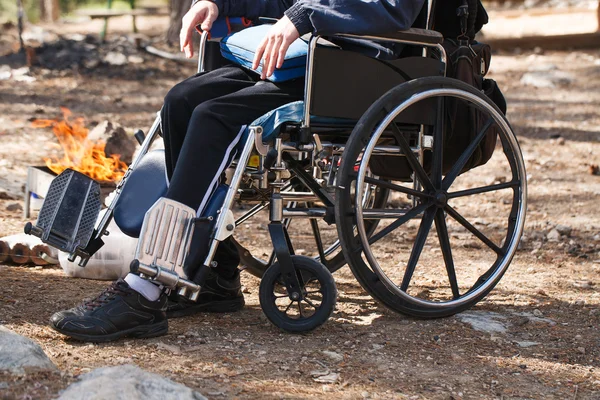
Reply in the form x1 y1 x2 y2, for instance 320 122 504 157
125 273 162 302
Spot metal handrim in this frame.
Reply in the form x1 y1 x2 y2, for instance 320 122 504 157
354 88 527 308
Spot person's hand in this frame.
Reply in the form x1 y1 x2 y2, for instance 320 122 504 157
180 1 219 58
252 16 300 80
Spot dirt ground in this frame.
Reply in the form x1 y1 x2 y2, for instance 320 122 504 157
1 12 600 400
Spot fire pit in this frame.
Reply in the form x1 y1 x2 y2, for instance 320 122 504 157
26 108 134 218
24 166 115 218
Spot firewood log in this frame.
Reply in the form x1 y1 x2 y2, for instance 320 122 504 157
31 243 59 265
2 234 36 265
0 240 10 264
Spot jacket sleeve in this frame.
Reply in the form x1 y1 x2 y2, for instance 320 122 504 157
203 0 294 20
284 0 426 36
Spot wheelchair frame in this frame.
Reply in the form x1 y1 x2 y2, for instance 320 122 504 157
27 0 527 331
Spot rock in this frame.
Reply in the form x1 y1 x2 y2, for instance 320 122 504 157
572 281 593 289
577 347 586 355
103 52 128 66
322 350 344 362
0 65 11 80
515 341 540 348
6 203 22 212
313 372 339 384
555 225 572 236
58 365 206 400
533 309 543 318
456 311 508 334
0 326 58 374
546 229 561 242
520 70 575 89
512 311 556 326
87 121 137 164
127 55 144 64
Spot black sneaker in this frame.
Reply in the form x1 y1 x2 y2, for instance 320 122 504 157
50 280 168 342
166 269 245 318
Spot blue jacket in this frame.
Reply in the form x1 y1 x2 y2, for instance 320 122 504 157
202 0 426 57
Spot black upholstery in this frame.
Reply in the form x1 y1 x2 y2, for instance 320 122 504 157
343 28 443 45
309 46 443 121
114 150 168 238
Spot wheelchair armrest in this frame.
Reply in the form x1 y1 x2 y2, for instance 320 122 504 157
339 28 444 46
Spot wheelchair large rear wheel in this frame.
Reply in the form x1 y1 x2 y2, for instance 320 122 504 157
336 77 527 318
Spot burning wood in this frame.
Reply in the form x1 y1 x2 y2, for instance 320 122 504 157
32 107 128 182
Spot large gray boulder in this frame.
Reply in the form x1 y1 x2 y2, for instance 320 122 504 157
0 326 58 374
58 365 207 400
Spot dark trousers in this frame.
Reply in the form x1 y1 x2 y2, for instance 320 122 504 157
160 65 304 279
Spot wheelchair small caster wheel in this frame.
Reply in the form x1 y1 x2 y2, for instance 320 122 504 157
259 255 337 333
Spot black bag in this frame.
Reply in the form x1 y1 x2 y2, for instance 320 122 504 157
437 0 506 173
369 0 507 181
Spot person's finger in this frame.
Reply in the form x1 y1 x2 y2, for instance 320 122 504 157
184 42 193 58
260 37 274 79
276 39 289 69
252 38 267 70
266 35 282 77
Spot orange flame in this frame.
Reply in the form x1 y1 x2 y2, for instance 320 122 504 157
32 107 127 182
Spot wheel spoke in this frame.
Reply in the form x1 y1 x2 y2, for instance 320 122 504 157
297 301 305 318
431 97 445 187
434 209 460 299
361 175 433 200
400 208 436 291
388 120 435 192
357 202 431 252
303 297 319 309
445 205 504 255
443 117 495 190
448 180 520 199
283 301 294 313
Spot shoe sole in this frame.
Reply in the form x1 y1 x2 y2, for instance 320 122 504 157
51 320 168 343
167 297 245 319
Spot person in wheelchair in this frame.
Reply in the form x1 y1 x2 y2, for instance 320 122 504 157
49 0 426 342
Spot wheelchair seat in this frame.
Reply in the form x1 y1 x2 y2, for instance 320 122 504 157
114 149 168 238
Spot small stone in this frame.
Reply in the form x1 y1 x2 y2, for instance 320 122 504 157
546 229 561 242
322 351 344 363
577 347 586 355
0 326 58 374
533 309 543 318
103 52 128 66
515 341 540 348
127 55 144 64
6 203 22 212
313 372 339 384
83 58 100 69
58 365 206 399
572 281 593 289
555 224 572 236
457 311 508 334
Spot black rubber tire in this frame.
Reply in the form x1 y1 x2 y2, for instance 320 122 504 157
336 76 526 319
259 255 337 333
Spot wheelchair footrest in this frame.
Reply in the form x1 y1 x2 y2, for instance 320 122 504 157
133 197 199 299
24 169 102 256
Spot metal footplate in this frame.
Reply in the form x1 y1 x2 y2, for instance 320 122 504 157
24 169 103 265
129 197 201 301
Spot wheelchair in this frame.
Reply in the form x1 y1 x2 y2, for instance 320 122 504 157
25 1 527 333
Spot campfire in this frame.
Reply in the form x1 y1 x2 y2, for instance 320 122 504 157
32 107 128 182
